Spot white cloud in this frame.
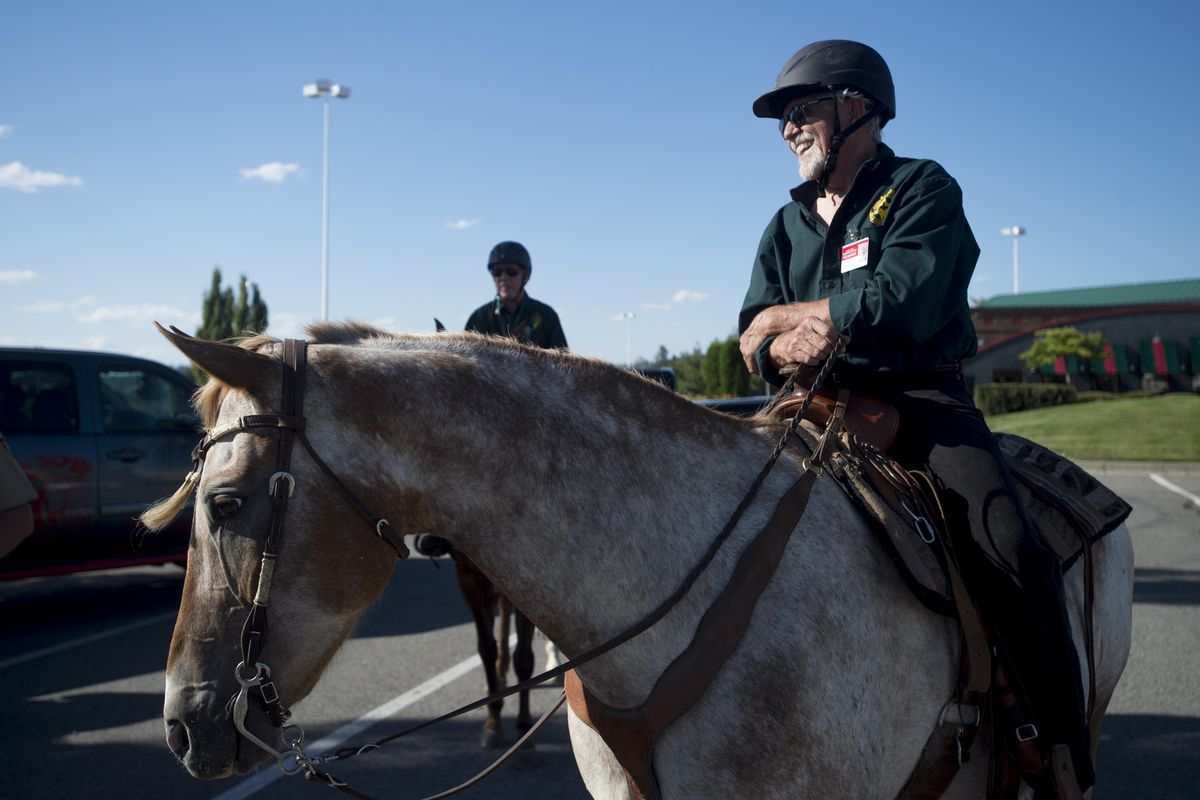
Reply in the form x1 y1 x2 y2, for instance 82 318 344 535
0 269 40 284
16 295 96 313
80 336 109 350
636 289 710 314
672 289 709 304
0 161 83 193
0 125 11 138
240 162 301 183
78 304 191 324
371 316 396 329
445 218 481 231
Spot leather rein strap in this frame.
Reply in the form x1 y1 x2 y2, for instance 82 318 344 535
565 468 820 800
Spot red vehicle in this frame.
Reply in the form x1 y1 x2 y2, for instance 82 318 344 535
0 347 198 579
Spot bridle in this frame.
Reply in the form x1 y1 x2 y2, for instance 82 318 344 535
183 336 840 798
186 339 410 775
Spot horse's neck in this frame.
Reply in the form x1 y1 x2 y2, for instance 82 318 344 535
339 345 807 705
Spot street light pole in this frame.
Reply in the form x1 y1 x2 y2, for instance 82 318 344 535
303 80 351 320
1000 226 1026 294
615 311 636 366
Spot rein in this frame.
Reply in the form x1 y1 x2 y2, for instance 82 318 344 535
190 337 838 798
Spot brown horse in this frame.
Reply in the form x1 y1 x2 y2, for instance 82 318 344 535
416 533 537 751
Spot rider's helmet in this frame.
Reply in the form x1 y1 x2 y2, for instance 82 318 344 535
752 40 895 196
487 241 532 275
752 39 895 125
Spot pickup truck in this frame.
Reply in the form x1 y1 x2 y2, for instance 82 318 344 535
0 347 199 579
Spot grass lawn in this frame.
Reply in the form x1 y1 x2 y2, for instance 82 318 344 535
986 393 1200 461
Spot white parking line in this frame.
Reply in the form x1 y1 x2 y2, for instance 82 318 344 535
1149 473 1200 506
0 610 177 671
211 651 485 800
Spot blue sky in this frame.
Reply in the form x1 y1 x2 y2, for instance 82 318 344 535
3 0 1198 368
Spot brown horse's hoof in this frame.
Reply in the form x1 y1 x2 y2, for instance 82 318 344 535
510 741 540 771
480 727 506 749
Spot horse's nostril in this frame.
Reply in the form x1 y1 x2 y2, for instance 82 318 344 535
166 718 190 759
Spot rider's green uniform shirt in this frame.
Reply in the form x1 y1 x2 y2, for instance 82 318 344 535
465 295 568 350
739 143 980 388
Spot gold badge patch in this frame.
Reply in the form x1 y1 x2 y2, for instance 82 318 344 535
869 188 896 225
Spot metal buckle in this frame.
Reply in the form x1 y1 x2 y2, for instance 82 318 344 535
901 499 936 544
269 471 295 498
1015 723 1040 742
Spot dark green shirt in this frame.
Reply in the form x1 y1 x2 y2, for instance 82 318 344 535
465 294 568 350
739 144 979 387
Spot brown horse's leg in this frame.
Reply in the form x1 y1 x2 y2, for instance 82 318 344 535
510 604 541 769
508 605 532 731
496 593 513 690
453 553 504 748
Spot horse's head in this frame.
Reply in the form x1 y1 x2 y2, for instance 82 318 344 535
145 325 400 778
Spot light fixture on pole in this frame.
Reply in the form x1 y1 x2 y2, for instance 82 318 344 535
1000 226 1026 295
614 311 636 366
302 80 351 320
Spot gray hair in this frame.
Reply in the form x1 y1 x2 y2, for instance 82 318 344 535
836 88 883 142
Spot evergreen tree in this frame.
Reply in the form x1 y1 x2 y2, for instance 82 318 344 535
248 284 268 332
231 275 248 336
669 345 706 396
196 267 234 342
701 340 723 396
718 338 752 396
193 267 270 382
637 339 765 398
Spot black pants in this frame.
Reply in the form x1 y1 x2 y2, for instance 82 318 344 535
836 368 1094 789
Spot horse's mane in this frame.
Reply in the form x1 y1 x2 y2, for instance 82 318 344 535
144 321 760 533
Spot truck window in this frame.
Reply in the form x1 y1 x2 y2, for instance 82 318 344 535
99 368 196 432
1 364 79 433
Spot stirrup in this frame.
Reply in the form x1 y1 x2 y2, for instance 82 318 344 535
1047 744 1085 800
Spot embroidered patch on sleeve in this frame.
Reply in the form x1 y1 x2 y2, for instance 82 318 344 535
869 188 896 225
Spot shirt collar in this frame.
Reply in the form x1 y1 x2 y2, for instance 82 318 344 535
493 292 530 317
789 142 895 205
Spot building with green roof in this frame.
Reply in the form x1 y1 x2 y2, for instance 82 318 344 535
966 278 1200 392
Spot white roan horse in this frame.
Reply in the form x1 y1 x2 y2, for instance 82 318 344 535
145 323 1133 799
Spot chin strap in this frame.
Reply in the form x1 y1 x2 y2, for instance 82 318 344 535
817 87 884 198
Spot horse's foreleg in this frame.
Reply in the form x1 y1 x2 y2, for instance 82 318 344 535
454 557 504 748
513 607 535 734
496 593 513 690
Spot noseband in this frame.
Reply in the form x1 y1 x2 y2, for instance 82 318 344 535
187 339 409 773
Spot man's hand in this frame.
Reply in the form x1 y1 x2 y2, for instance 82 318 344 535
741 300 843 374
768 315 843 369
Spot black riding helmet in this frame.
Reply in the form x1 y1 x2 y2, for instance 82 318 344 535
753 40 895 197
487 241 532 275
752 40 895 123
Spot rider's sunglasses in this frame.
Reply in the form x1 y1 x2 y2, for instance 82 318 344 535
490 266 522 278
778 97 832 136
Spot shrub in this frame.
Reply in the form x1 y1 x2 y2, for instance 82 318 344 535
974 383 1077 416
1075 389 1154 404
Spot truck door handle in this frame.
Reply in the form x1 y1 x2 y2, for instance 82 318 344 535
106 447 146 462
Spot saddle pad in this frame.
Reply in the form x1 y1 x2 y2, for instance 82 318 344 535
995 432 1133 572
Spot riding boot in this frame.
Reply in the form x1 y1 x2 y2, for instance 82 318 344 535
986 533 1095 795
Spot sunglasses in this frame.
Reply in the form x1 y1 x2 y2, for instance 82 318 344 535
490 266 522 278
778 96 832 136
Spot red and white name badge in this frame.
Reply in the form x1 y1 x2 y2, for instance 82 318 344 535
841 237 869 273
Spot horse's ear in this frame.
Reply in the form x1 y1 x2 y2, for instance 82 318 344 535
154 322 276 393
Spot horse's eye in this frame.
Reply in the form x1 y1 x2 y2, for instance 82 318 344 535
210 495 243 519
